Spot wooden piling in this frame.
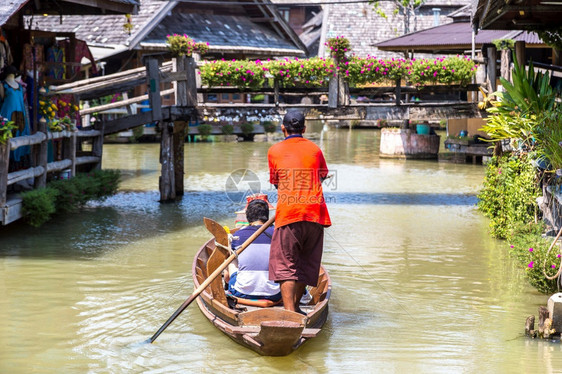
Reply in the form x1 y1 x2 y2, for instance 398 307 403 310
159 122 175 202
173 121 187 196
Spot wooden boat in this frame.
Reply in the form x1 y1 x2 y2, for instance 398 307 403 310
192 221 331 356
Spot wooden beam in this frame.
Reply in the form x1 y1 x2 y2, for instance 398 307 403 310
80 88 175 115
103 110 160 135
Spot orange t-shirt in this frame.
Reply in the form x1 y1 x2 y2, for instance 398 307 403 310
268 136 331 228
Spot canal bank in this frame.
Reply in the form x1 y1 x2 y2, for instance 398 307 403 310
0 126 558 373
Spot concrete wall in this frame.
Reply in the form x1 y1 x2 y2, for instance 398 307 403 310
379 128 440 159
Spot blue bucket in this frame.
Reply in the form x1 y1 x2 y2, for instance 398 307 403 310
416 124 430 135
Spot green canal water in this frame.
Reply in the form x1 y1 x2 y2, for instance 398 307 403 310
0 126 560 373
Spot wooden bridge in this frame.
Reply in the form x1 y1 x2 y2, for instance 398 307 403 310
0 55 482 225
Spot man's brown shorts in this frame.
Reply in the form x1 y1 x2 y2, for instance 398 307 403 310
269 221 324 287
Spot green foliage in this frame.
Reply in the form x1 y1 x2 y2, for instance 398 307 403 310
0 117 17 144
492 38 515 51
21 169 121 227
368 0 426 34
536 28 562 51
262 121 277 133
490 57 556 117
166 34 209 57
21 188 59 227
197 123 212 136
534 109 562 171
267 57 334 87
507 223 560 294
477 154 540 239
325 36 351 62
240 123 254 137
200 56 475 89
480 112 537 151
221 124 234 135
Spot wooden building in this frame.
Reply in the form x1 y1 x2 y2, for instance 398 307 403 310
33 0 307 107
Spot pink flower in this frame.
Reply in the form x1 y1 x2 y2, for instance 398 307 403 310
529 248 533 252
528 261 534 268
552 265 557 269
510 245 514 248
558 254 561 258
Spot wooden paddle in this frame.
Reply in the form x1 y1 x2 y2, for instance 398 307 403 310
146 215 275 344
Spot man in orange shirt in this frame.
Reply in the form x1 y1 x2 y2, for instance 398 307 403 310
267 110 331 314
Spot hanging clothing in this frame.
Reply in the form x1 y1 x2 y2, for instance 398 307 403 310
23 44 44 73
1 82 31 162
59 39 98 76
46 45 65 80
0 30 13 73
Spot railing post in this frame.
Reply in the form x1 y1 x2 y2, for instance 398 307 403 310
486 45 497 93
328 75 338 109
0 142 9 208
92 121 104 170
146 58 162 122
63 132 77 177
395 79 401 106
274 79 280 106
34 118 47 188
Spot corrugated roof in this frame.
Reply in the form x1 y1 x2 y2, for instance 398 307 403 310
32 0 168 46
144 12 302 53
0 0 28 26
377 21 545 51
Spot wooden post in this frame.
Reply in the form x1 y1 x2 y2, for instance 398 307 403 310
159 122 175 202
173 121 187 196
500 48 511 82
486 46 497 93
34 118 48 188
0 142 10 208
395 79 401 106
186 57 198 107
193 53 203 104
328 75 338 109
274 79 280 106
338 74 349 106
63 132 77 177
146 58 162 122
515 41 526 69
92 121 104 170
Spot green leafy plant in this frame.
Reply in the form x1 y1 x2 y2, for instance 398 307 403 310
21 169 121 227
240 122 254 138
262 121 277 133
197 123 212 137
0 116 17 144
507 223 560 294
21 187 59 227
221 124 234 135
166 34 209 57
490 56 556 117
325 36 351 62
477 154 540 239
534 110 562 171
492 38 515 51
